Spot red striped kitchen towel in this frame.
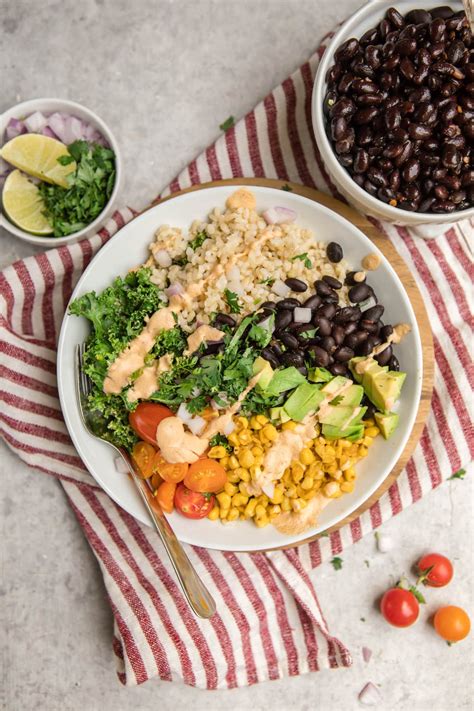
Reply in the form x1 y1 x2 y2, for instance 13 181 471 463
1 30 473 688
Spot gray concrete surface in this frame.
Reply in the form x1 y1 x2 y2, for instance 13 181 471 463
1 1 473 710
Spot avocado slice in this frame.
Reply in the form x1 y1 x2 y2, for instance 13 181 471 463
349 356 388 383
322 423 364 442
365 370 406 413
332 384 364 407
283 382 325 421
321 375 351 397
269 406 291 423
252 356 274 391
374 411 400 439
318 404 366 428
265 366 306 396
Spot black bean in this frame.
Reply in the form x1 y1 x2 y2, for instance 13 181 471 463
303 294 322 310
322 275 342 289
275 309 292 330
364 304 385 321
316 303 338 319
331 97 356 118
334 305 362 323
276 298 300 310
259 301 277 311
405 9 432 24
389 355 400 371
323 290 340 304
344 330 368 350
348 283 371 303
261 348 280 369
213 313 236 327
270 341 283 357
293 324 315 338
285 278 308 293
363 398 377 419
330 363 350 377
313 316 332 336
327 242 343 263
332 325 346 345
344 322 358 336
280 332 299 350
380 324 394 341
387 7 405 28
359 319 379 334
335 37 360 61
402 158 421 183
319 335 336 353
375 345 393 366
333 346 355 362
280 351 304 368
308 345 330 367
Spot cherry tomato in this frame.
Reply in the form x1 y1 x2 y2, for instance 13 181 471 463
129 403 174 446
434 606 471 643
184 458 227 493
417 553 454 587
152 452 188 483
132 441 156 479
153 480 176 514
174 483 215 519
380 588 420 627
150 471 163 491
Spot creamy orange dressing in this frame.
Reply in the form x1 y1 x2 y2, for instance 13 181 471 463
126 354 172 403
201 372 264 440
184 325 225 356
103 308 176 395
273 492 332 535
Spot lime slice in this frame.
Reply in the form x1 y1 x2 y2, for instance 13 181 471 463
0 134 75 188
2 169 53 235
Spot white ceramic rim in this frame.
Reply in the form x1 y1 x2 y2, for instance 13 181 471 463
312 0 474 224
57 184 423 551
0 97 123 246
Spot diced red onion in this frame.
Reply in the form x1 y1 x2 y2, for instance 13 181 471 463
155 249 172 268
262 482 275 499
223 419 235 436
42 126 58 139
362 647 372 663
263 206 297 225
164 283 184 297
227 266 241 282
24 111 48 133
187 416 206 436
272 279 291 298
358 682 381 706
360 296 377 313
177 403 193 423
66 116 85 143
114 456 129 475
5 117 27 140
47 112 67 142
294 307 312 323
227 280 244 296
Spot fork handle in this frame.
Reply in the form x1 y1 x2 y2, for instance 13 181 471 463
120 450 216 619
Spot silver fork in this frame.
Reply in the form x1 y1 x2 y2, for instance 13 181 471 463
75 344 216 619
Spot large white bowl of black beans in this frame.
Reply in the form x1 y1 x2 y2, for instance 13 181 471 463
312 1 474 225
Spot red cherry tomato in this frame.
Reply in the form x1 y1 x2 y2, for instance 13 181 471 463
417 553 454 587
129 403 173 445
174 483 215 519
380 588 420 628
434 606 471 643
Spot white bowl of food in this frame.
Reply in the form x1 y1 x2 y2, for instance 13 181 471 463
0 97 122 247
57 185 422 551
312 1 474 226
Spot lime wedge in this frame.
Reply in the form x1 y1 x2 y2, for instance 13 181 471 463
0 134 75 188
2 169 53 235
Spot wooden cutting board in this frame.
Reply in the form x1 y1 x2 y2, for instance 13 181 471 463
153 178 434 550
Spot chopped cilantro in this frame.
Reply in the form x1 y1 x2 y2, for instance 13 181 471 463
449 468 467 480
39 140 116 237
291 252 313 269
172 254 188 267
219 116 235 131
209 434 231 452
188 230 208 251
281 183 293 192
331 556 343 571
259 278 275 287
224 288 242 314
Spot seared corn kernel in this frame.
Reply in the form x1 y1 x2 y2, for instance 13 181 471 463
239 481 250 496
324 481 340 498
269 504 281 517
292 466 305 483
236 416 249 430
292 498 308 513
365 426 379 437
220 456 229 469
226 471 241 484
207 506 219 521
364 418 375 427
285 485 297 498
249 416 262 430
232 493 248 507
299 448 315 465
262 424 278 441
255 504 267 518
235 467 250 482
257 494 269 506
228 455 240 470
227 432 240 447
244 498 257 517
332 469 343 481
340 439 352 449
271 486 284 505
227 507 239 521
255 515 269 527
217 492 231 509
358 446 369 458
208 445 227 459
219 508 228 520
238 430 253 445
301 475 314 491
362 436 373 447
238 449 255 468
224 482 238 496
282 420 297 431
250 465 262 482
256 415 268 426
280 497 291 512
341 481 355 493
251 445 264 457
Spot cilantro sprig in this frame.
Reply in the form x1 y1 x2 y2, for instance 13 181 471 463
224 288 242 314
291 252 313 269
331 557 343 571
39 140 116 237
188 230 208 251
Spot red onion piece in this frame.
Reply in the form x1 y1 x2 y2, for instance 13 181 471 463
177 403 193 423
164 283 184 298
262 482 275 499
42 126 58 139
294 307 312 323
24 111 48 133
272 279 291 298
5 117 27 140
362 646 372 663
187 416 206 436
358 682 381 706
263 206 297 225
47 113 67 142
154 249 172 268
223 419 235 436
360 296 377 313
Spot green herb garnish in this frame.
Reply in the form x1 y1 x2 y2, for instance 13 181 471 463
331 557 343 571
291 252 313 269
224 288 242 314
188 230 208 251
449 468 467 480
209 434 231 452
219 116 235 131
39 140 116 237
281 183 293 192
259 278 275 287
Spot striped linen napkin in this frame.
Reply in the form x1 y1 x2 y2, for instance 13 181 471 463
1 31 472 688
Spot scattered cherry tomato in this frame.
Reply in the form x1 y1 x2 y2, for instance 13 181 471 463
150 471 163 491
174 483 215 519
417 553 454 587
129 403 173 445
153 452 188 483
132 441 156 479
184 458 227 493
434 606 471 643
380 587 420 627
153 480 176 514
